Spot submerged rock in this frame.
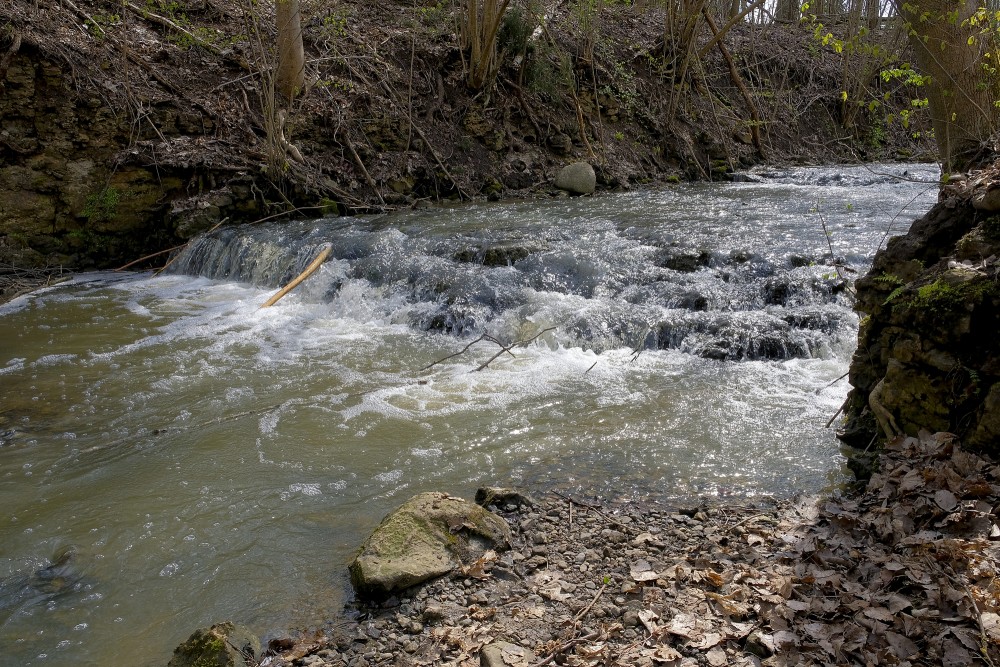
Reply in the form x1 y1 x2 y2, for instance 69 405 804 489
167 622 260 667
349 492 512 600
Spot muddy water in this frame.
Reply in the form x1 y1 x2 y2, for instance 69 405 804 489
0 164 937 665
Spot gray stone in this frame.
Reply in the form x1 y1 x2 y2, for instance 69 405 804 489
349 492 512 600
475 486 536 509
167 622 260 667
554 162 597 195
973 186 1000 212
480 641 532 667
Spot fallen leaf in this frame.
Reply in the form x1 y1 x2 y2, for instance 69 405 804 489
706 646 727 666
862 607 895 622
884 630 918 659
639 609 661 633
631 560 659 582
934 489 959 512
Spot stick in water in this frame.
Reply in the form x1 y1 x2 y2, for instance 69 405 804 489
259 246 332 309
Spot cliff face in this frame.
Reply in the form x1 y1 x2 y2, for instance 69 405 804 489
840 164 1000 460
0 46 177 268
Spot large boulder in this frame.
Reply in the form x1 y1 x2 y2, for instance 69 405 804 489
840 168 1000 461
349 492 512 600
167 622 260 667
554 162 596 195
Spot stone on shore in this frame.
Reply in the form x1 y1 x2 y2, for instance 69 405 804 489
349 492 512 600
554 162 596 195
475 486 536 509
480 641 533 667
167 622 260 667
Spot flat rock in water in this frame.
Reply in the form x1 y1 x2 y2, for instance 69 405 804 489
167 622 260 667
554 162 596 195
349 492 512 600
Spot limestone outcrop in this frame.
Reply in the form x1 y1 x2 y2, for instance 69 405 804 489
349 492 512 600
840 164 1000 462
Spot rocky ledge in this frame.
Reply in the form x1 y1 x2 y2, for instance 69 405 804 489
169 431 1000 667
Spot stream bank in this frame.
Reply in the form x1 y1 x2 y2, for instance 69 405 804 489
235 432 1000 667
0 0 932 294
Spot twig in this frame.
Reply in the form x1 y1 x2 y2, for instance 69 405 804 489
818 370 850 393
339 127 384 205
572 583 606 625
530 631 600 667
475 327 556 371
124 2 225 57
377 80 470 201
115 243 187 271
825 403 845 429
154 218 229 276
930 559 998 667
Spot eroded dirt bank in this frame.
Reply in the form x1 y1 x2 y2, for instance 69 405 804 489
1 0 929 292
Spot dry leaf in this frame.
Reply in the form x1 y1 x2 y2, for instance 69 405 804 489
638 609 661 633
631 559 659 582
934 489 959 512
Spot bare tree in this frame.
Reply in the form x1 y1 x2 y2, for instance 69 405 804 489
275 0 304 101
894 0 1000 172
464 0 512 90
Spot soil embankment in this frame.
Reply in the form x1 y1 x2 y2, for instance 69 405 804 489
1 0 929 294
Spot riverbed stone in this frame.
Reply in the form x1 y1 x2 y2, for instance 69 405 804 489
480 641 532 667
349 492 512 600
554 162 596 195
167 622 261 667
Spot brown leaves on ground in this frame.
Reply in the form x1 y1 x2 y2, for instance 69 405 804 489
760 430 1000 666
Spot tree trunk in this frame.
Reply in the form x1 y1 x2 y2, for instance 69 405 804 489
894 0 1000 173
275 0 304 102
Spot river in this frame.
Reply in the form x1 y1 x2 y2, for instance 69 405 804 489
0 163 938 665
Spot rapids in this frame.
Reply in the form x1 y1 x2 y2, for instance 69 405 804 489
0 163 938 665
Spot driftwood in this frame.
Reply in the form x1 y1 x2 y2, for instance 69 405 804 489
259 245 332 308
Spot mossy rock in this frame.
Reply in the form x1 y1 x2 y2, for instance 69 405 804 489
167 622 260 667
349 492 512 600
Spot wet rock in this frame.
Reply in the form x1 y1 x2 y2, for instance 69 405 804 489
475 487 536 509
349 492 512 600
167 622 260 667
554 162 596 195
655 248 712 273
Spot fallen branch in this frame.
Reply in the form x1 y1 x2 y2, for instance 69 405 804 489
339 126 384 205
115 243 188 272
419 327 557 373
259 245 332 308
530 631 600 667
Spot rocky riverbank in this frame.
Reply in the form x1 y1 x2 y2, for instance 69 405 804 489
168 431 1000 667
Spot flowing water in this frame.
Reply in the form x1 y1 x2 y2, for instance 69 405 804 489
0 164 937 666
